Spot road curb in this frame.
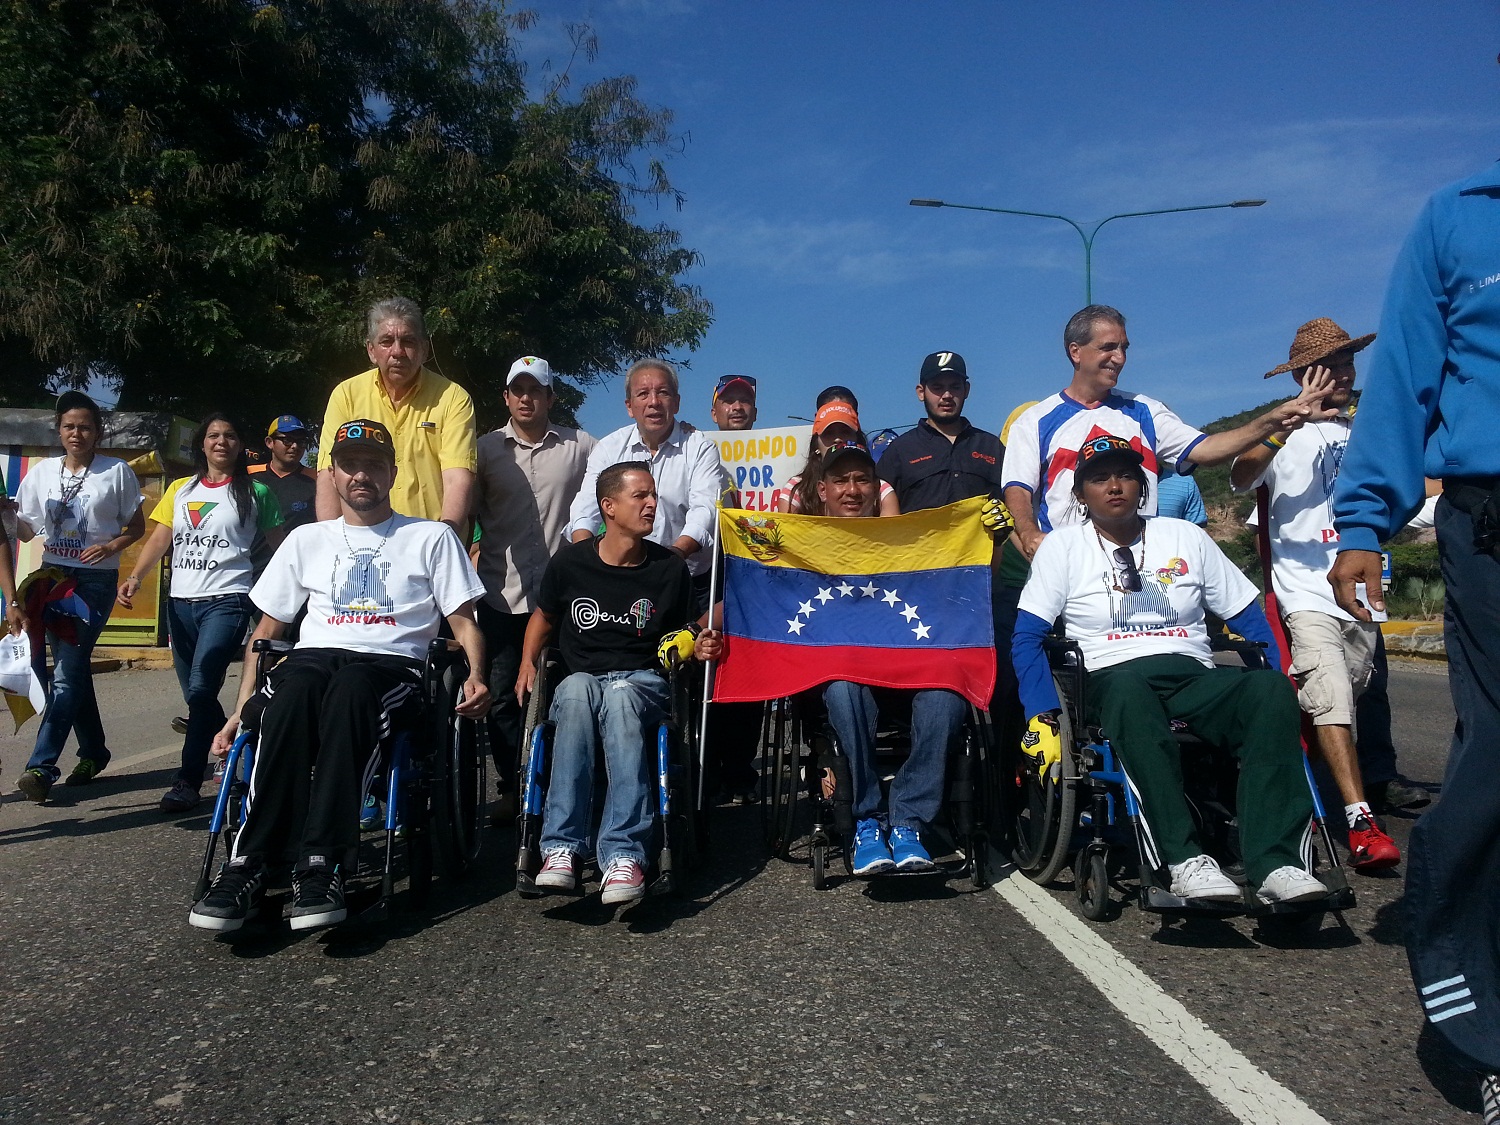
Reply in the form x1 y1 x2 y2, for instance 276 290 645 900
90 646 174 673
1381 619 1446 663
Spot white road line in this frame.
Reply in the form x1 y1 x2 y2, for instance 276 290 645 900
992 867 1331 1125
102 742 180 773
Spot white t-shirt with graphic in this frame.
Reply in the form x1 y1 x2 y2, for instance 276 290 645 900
1235 417 1352 620
15 455 144 570
1019 517 1260 673
150 476 283 599
252 515 486 662
1002 390 1206 531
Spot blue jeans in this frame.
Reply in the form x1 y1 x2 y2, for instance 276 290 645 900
540 670 668 866
169 594 252 786
26 567 119 781
823 681 965 832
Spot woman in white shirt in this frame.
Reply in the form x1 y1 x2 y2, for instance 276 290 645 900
119 414 285 813
1011 434 1326 907
13 392 145 802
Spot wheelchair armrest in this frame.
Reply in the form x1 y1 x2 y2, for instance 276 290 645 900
252 638 295 655
1209 634 1271 670
1042 636 1084 662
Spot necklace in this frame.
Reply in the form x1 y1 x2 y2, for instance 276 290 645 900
57 457 92 508
341 513 397 562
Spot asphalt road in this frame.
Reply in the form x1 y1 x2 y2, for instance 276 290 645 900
0 660 1473 1125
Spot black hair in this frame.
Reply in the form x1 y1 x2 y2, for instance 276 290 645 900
597 460 653 506
190 412 255 526
1071 458 1151 516
55 391 104 434
815 385 858 412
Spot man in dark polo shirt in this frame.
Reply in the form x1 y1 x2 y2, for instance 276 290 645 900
878 350 1010 713
250 415 318 535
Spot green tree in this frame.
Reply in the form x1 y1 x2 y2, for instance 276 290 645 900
0 1 710 428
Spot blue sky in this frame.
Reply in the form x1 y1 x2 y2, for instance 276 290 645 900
528 1 1500 442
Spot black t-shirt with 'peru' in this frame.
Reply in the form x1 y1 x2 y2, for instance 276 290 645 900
538 539 692 676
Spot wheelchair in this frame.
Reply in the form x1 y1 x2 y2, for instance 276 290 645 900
514 649 706 899
1008 635 1356 928
195 637 487 923
762 685 993 890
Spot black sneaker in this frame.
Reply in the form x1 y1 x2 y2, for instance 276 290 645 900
159 779 202 813
289 858 346 931
1371 777 1431 813
189 860 266 932
64 755 110 786
16 768 52 804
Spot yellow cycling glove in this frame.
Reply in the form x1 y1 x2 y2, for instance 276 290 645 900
980 497 1015 537
656 627 697 671
1021 711 1062 779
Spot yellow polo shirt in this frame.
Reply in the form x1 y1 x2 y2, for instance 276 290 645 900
318 366 477 521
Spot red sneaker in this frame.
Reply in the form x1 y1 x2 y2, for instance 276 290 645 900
1348 815 1401 871
600 857 646 905
534 847 578 891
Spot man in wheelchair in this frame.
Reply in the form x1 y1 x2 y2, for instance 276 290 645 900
189 419 490 933
808 442 1006 876
1012 435 1328 906
516 461 720 905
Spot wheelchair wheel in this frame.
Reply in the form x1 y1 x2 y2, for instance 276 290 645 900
811 838 828 890
431 662 486 879
764 698 800 859
1010 675 1079 886
1075 845 1111 921
405 778 434 907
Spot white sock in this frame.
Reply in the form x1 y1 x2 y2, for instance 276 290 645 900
1345 801 1373 828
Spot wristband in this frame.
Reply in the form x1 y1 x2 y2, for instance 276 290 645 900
1262 435 1286 450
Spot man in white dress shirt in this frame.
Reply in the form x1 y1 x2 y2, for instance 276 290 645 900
565 358 726 611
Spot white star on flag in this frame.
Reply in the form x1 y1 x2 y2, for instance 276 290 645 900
901 603 919 622
797 600 815 617
913 623 931 640
837 581 854 596
787 618 805 635
882 589 900 606
815 587 834 604
860 581 878 597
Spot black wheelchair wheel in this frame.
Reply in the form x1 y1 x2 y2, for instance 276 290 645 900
431 663 486 879
1010 675 1078 885
811 839 827 890
406 786 434 907
1075 845 1111 921
765 699 801 859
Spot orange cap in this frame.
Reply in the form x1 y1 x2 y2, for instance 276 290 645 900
813 401 860 435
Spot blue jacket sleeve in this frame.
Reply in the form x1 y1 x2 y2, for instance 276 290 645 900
1224 600 1282 674
1333 200 1447 552
1012 609 1061 718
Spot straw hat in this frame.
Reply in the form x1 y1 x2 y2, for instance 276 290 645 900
1263 317 1375 378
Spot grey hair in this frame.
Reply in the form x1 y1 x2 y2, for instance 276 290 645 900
365 296 428 343
624 358 679 397
1063 305 1126 353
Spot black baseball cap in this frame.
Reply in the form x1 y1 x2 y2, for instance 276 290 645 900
1076 433 1145 473
329 418 396 462
821 439 877 475
919 351 967 384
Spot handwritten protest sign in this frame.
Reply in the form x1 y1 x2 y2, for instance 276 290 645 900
705 425 813 513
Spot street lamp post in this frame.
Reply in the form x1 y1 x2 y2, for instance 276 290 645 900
908 197 1265 305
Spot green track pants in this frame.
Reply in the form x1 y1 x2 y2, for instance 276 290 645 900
1086 654 1313 887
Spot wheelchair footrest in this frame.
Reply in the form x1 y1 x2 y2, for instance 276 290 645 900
1245 885 1356 916
1138 884 1246 916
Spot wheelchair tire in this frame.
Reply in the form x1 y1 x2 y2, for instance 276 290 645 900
431 662 486 879
1010 673 1079 886
1075 846 1111 922
406 788 434 907
812 839 827 890
765 699 800 859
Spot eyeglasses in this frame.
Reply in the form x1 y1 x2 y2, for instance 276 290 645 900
271 433 309 444
715 375 756 393
1113 547 1142 593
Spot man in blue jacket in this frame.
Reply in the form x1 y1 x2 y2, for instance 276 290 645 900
1330 160 1500 1105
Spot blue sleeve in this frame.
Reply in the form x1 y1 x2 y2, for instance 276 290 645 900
1224 600 1282 674
1184 481 1208 527
1012 609 1061 718
1333 199 1447 552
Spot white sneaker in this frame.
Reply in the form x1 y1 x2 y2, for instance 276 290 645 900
1168 854 1241 901
1255 866 1328 904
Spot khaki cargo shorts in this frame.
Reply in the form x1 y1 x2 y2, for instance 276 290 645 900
1284 610 1379 728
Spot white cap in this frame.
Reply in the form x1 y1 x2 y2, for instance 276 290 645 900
506 355 553 387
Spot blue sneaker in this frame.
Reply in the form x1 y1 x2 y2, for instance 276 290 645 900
359 794 380 831
851 818 895 876
890 826 935 872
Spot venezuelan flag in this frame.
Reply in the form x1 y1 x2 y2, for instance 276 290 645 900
713 497 994 707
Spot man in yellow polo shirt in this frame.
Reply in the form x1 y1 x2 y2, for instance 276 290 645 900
316 296 477 533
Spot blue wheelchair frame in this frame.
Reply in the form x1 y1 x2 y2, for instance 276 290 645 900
194 637 485 923
1037 636 1356 924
